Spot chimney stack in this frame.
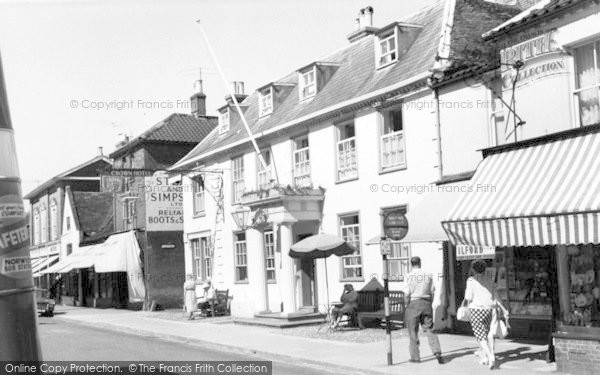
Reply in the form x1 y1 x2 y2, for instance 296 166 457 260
347 6 377 43
226 81 248 104
190 79 206 118
98 146 103 156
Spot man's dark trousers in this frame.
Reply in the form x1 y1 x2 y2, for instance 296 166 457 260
406 298 441 361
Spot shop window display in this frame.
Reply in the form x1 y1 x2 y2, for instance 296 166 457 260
563 245 600 327
505 247 553 318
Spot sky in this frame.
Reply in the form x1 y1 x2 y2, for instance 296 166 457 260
0 0 438 197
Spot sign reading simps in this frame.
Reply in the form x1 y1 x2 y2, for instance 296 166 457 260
144 171 183 231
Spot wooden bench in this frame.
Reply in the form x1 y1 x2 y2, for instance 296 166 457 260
357 291 405 329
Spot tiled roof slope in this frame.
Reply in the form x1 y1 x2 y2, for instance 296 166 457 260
71 191 114 244
174 0 519 168
110 113 218 158
483 0 588 39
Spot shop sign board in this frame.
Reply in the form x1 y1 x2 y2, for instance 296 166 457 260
456 245 495 260
500 30 567 89
383 212 409 241
144 171 183 231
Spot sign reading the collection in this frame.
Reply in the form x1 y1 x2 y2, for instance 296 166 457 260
456 245 496 260
144 171 183 232
382 211 409 241
501 30 567 89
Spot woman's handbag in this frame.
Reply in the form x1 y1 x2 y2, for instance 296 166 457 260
494 318 509 338
457 299 471 322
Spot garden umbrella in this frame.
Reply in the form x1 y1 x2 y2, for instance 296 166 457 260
289 233 357 311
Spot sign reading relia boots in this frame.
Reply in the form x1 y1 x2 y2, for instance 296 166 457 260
144 171 183 231
500 30 567 89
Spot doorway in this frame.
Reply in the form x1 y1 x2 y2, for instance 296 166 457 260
297 233 316 312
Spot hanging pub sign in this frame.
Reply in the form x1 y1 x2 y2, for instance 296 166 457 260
456 245 496 260
383 211 409 241
144 171 183 231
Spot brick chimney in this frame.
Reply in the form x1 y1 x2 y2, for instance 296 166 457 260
190 79 206 118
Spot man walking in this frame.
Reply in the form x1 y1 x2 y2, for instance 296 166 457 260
403 256 444 364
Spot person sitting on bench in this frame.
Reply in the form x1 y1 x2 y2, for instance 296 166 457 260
331 284 358 328
197 279 216 313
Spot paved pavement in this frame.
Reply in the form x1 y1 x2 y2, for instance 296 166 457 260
38 315 332 375
52 306 561 375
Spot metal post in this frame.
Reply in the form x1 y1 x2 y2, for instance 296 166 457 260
0 50 42 360
383 254 392 365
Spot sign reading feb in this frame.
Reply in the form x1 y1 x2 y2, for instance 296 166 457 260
456 245 495 260
383 212 408 241
144 172 183 231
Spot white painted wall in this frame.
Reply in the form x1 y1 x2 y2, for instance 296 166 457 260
60 193 81 258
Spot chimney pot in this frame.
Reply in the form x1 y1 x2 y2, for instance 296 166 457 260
191 79 207 118
354 17 361 31
358 8 365 29
98 146 103 156
365 6 373 27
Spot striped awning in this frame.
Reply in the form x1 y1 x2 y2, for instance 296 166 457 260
443 130 600 247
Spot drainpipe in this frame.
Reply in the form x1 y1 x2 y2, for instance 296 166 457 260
433 88 443 180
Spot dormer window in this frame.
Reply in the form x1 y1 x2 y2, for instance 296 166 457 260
299 67 317 100
218 108 230 134
377 31 397 68
259 87 273 117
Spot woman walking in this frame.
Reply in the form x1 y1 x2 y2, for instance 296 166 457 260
183 275 197 320
464 260 509 370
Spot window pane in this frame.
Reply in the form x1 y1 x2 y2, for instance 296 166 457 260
576 88 600 126
575 43 597 89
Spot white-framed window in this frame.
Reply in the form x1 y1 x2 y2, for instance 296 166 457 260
192 177 205 215
264 230 276 282
257 149 273 190
33 209 41 245
336 122 357 181
293 135 311 187
388 242 411 280
339 213 362 280
259 86 273 117
299 67 316 100
40 206 48 243
219 108 230 134
66 216 71 231
377 30 398 68
232 156 245 203
191 237 211 280
380 108 406 170
573 40 600 127
50 200 58 241
234 232 248 282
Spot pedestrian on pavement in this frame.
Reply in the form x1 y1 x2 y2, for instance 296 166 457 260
403 256 444 364
330 284 358 328
183 275 197 320
464 259 509 370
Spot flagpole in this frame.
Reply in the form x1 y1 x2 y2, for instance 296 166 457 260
196 20 268 173
0 50 42 360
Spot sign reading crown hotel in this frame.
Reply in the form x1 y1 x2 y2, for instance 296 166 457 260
144 171 183 231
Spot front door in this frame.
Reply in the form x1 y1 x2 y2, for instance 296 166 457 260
297 234 316 312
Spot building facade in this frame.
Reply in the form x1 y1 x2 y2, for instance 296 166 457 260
25 151 111 289
441 1 600 373
106 85 217 308
172 0 521 325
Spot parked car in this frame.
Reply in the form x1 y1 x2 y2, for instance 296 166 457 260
35 288 55 317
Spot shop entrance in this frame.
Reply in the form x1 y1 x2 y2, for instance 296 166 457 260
297 233 316 312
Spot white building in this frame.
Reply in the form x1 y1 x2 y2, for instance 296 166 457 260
171 0 521 326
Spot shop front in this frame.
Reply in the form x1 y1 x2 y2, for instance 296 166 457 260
443 126 600 370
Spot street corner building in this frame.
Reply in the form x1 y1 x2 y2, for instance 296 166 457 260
169 0 526 329
440 1 600 374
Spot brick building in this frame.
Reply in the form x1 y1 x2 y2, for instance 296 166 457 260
106 82 217 308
